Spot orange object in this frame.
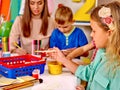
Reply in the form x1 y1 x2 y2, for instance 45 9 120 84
1 0 10 21
0 0 2 14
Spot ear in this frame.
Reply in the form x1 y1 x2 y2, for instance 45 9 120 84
107 29 113 36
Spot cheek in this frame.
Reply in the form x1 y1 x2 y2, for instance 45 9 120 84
58 28 64 32
30 5 34 12
95 34 108 48
39 5 44 11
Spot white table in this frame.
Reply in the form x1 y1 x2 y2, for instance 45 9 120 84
22 67 78 90
0 58 81 90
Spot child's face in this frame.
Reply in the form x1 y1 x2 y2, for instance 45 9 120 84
90 19 109 49
56 22 73 34
29 0 44 17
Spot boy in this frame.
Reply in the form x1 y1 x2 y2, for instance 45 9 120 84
50 5 88 57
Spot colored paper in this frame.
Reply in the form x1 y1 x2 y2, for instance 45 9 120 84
0 0 2 14
1 0 10 21
10 0 21 21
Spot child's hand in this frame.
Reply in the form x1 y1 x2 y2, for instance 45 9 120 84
49 47 66 64
62 48 76 56
76 85 85 90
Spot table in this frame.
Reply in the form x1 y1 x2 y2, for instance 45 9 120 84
0 58 82 90
22 67 78 90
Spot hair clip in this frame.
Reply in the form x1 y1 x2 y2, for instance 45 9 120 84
98 6 115 30
58 4 63 8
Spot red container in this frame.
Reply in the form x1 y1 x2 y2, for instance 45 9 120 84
0 54 45 68
0 54 46 78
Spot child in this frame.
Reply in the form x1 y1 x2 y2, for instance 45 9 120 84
66 41 95 60
49 5 88 56
50 1 120 90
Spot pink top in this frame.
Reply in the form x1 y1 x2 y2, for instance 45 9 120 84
9 16 55 54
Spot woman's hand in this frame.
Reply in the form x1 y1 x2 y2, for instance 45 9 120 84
12 48 27 55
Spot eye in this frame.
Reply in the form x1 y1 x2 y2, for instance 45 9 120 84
63 25 69 28
30 1 35 5
38 1 43 5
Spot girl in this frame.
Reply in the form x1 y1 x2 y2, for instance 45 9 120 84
51 1 120 90
9 0 55 55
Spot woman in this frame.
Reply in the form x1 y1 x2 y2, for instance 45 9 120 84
9 0 55 55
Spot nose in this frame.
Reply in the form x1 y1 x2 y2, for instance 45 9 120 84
90 32 93 37
34 3 39 9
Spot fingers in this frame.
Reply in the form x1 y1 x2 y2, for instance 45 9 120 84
15 48 27 55
76 85 85 90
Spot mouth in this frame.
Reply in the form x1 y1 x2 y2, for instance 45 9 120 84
34 10 40 14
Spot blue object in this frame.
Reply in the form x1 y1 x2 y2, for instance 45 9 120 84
0 55 46 79
0 64 45 79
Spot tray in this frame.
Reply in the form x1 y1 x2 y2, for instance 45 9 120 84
0 54 46 78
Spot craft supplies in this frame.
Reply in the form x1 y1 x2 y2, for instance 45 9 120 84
0 54 46 78
48 61 62 75
32 69 40 79
32 40 41 55
0 37 2 57
2 51 10 57
2 37 9 52
13 42 21 48
35 49 67 53
2 79 36 90
39 78 43 83
16 76 36 82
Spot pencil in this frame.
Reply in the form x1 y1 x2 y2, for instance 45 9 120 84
35 49 68 53
35 50 56 53
13 42 21 48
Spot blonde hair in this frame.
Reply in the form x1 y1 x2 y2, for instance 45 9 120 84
55 5 73 25
91 1 120 67
106 1 120 63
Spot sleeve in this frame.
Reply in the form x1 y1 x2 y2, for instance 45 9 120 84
75 63 94 81
9 16 21 52
75 49 102 81
49 29 57 48
110 71 120 90
78 29 88 46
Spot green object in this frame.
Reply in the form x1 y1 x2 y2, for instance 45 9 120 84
0 21 13 37
10 0 21 21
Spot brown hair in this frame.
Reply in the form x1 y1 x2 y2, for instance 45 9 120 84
22 0 50 37
55 5 73 25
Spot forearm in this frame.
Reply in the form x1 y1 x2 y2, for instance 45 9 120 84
66 42 94 59
62 58 79 74
66 47 84 59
